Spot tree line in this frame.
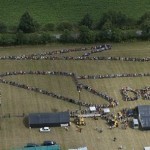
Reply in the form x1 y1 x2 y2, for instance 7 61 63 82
0 11 149 45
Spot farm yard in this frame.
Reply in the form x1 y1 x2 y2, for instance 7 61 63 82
0 42 150 150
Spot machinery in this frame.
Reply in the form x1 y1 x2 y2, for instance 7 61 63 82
74 116 86 126
108 119 118 128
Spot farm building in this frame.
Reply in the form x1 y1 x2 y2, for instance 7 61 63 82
137 105 150 130
28 111 70 128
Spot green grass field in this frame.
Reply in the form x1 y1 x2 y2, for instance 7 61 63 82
0 42 150 150
0 0 150 26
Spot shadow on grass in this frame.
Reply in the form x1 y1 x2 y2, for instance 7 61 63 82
23 116 29 128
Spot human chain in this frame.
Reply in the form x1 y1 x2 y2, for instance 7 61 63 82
0 70 119 108
0 44 111 60
0 77 117 109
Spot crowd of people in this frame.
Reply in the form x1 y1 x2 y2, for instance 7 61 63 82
82 44 111 57
121 86 150 101
140 87 150 100
121 87 141 101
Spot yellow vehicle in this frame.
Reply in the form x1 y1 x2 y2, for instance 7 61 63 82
74 116 86 126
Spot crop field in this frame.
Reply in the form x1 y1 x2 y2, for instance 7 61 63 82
0 0 150 25
0 42 150 150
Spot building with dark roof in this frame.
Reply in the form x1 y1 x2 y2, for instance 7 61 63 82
28 111 70 128
16 145 60 150
137 105 150 130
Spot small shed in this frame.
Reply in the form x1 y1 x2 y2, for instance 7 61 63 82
133 119 139 129
28 111 70 128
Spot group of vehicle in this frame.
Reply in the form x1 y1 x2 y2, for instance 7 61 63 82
24 127 55 148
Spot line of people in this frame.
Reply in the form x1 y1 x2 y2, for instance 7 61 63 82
0 55 149 62
0 44 149 62
78 73 150 79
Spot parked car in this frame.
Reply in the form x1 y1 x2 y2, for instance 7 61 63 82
42 141 56 146
24 143 39 148
39 127 51 132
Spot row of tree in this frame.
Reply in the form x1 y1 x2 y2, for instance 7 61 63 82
0 11 149 45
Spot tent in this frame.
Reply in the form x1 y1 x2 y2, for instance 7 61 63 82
68 146 88 150
89 106 96 112
144 147 150 150
103 108 110 114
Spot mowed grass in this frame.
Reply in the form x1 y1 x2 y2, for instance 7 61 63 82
0 42 150 150
0 0 150 25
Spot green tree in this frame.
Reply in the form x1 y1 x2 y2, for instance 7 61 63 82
18 11 39 33
111 28 124 42
97 11 132 30
0 22 7 33
79 13 93 29
138 12 150 25
78 26 95 43
141 19 150 39
60 29 74 43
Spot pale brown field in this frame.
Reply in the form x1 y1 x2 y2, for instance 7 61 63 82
0 42 150 150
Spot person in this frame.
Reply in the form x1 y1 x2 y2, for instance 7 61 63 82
113 137 117 141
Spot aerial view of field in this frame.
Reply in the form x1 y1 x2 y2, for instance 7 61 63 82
0 42 149 150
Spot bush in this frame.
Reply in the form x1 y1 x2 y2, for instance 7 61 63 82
57 22 73 31
43 23 55 31
40 32 54 44
0 34 16 46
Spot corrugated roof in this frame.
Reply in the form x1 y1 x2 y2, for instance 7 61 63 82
28 111 70 126
138 105 150 129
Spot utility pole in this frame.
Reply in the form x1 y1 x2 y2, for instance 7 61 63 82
78 90 81 110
